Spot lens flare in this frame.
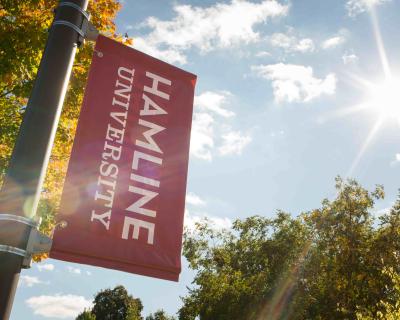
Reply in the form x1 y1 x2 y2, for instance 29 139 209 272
367 77 400 120
334 6 398 177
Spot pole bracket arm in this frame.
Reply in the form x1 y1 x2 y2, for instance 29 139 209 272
53 1 99 46
0 214 58 269
22 228 53 268
0 245 27 258
82 19 99 42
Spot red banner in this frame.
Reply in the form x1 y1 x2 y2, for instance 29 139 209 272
50 35 196 281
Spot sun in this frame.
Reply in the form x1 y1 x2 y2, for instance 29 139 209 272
344 75 400 177
323 7 400 177
367 77 400 120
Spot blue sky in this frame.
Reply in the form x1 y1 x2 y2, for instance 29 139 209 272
11 0 400 318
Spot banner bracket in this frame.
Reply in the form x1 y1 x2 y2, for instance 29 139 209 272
58 2 90 21
52 1 99 46
82 20 99 42
0 214 39 228
53 20 85 39
0 214 56 268
0 245 27 258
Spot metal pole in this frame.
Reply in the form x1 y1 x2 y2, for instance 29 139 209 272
0 0 88 318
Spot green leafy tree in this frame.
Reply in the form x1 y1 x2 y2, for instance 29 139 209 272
357 267 400 320
91 285 143 320
356 194 400 319
180 212 310 320
292 177 385 319
76 310 96 320
146 310 176 320
179 178 400 320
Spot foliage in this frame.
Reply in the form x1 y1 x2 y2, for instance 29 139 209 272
179 177 400 320
0 0 132 256
76 309 96 320
180 211 310 320
75 286 177 320
356 268 400 320
146 310 176 320
76 285 143 320
292 177 385 319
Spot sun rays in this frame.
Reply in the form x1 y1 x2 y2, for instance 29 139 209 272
256 6 399 318
366 77 400 120
347 116 384 177
370 7 391 79
322 6 398 178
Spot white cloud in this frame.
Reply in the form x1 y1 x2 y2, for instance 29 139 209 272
19 276 42 288
270 130 285 137
295 38 315 52
342 52 359 64
255 51 271 57
186 192 206 207
190 91 252 160
322 29 349 49
252 63 337 103
270 33 315 53
133 38 187 65
346 0 391 16
185 194 232 233
133 0 288 64
184 209 232 232
66 266 81 275
390 153 400 167
195 91 235 118
322 36 345 49
37 263 55 272
219 131 252 156
375 206 391 217
190 111 215 161
26 294 92 319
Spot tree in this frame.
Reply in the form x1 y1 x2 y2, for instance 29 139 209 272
76 286 178 320
292 177 386 319
0 0 132 245
76 310 95 320
179 178 400 320
180 212 310 320
356 268 400 320
76 285 143 320
92 285 143 320
146 310 176 320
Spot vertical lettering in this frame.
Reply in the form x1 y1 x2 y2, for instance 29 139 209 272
140 94 167 116
91 210 111 230
117 67 135 84
130 173 160 188
126 186 158 217
102 142 122 161
122 217 155 245
110 112 127 128
135 119 165 153
106 124 125 144
99 161 118 179
112 97 129 110
132 150 162 170
144 71 171 100
97 176 116 189
114 80 132 100
94 189 114 208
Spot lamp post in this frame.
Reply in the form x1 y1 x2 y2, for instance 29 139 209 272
0 1 89 318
